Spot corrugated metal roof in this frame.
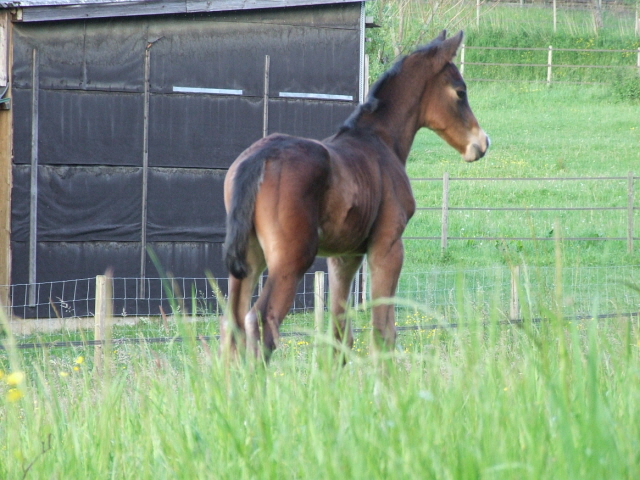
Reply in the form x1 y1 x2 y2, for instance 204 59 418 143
1 0 132 7
3 0 363 22
1 0 361 9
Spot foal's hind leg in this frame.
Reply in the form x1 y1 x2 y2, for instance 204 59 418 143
249 267 307 360
367 237 404 351
224 235 265 357
327 255 364 351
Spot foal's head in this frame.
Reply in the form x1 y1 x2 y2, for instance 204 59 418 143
417 31 490 162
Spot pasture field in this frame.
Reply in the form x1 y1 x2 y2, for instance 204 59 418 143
404 82 640 269
1 300 640 479
2 6 640 478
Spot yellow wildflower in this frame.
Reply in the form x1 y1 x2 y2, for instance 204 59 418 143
6 388 23 402
75 356 84 365
59 371 69 378
73 366 80 372
6 371 25 386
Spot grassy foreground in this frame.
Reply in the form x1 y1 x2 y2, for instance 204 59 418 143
1 301 640 479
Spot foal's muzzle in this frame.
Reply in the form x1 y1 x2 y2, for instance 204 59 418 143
463 131 490 162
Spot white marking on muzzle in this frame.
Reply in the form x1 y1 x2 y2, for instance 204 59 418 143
463 129 490 162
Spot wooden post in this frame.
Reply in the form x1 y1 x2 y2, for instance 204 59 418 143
510 266 520 321
94 274 112 373
441 172 450 251
140 45 151 298
460 43 465 76
360 258 368 305
476 0 480 29
547 45 553 85
0 12 12 306
553 0 557 33
314 271 325 334
629 172 635 254
28 48 39 306
263 55 270 138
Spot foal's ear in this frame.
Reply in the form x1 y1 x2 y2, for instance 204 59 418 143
437 29 447 41
439 30 464 62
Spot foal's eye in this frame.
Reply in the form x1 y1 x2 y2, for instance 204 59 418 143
456 90 467 100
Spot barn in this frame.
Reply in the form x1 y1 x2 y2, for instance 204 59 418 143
0 0 368 317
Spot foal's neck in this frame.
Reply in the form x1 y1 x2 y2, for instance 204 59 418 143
364 65 433 166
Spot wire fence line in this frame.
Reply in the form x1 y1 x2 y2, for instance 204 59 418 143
476 1 640 37
2 264 639 327
459 44 640 84
408 174 638 252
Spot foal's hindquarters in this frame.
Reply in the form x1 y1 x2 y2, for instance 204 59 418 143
223 136 331 360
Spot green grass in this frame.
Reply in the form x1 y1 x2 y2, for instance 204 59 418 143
2 7 640 478
2 301 640 479
367 2 640 82
403 82 640 269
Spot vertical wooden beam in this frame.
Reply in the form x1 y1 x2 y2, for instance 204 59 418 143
262 55 270 138
94 273 113 374
140 45 150 297
628 172 634 254
28 47 38 305
314 271 325 335
0 12 11 307
547 45 553 86
510 266 520 321
0 13 7 87
441 172 450 252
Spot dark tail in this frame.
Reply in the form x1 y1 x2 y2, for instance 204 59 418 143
223 153 266 279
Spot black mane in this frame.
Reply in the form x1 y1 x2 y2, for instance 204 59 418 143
338 37 444 135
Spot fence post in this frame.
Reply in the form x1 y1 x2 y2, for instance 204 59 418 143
510 266 520 321
476 0 480 29
314 271 325 334
94 273 112 373
263 54 270 138
629 172 635 254
553 0 557 33
547 45 553 85
360 258 368 305
441 172 450 251
460 43 465 76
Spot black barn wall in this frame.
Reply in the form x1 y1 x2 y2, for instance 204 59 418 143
10 4 362 317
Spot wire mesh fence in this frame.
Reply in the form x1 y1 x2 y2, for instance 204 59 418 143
3 274 318 322
396 264 640 324
3 265 639 341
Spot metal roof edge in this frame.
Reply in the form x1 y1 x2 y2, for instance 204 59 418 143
5 0 365 23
